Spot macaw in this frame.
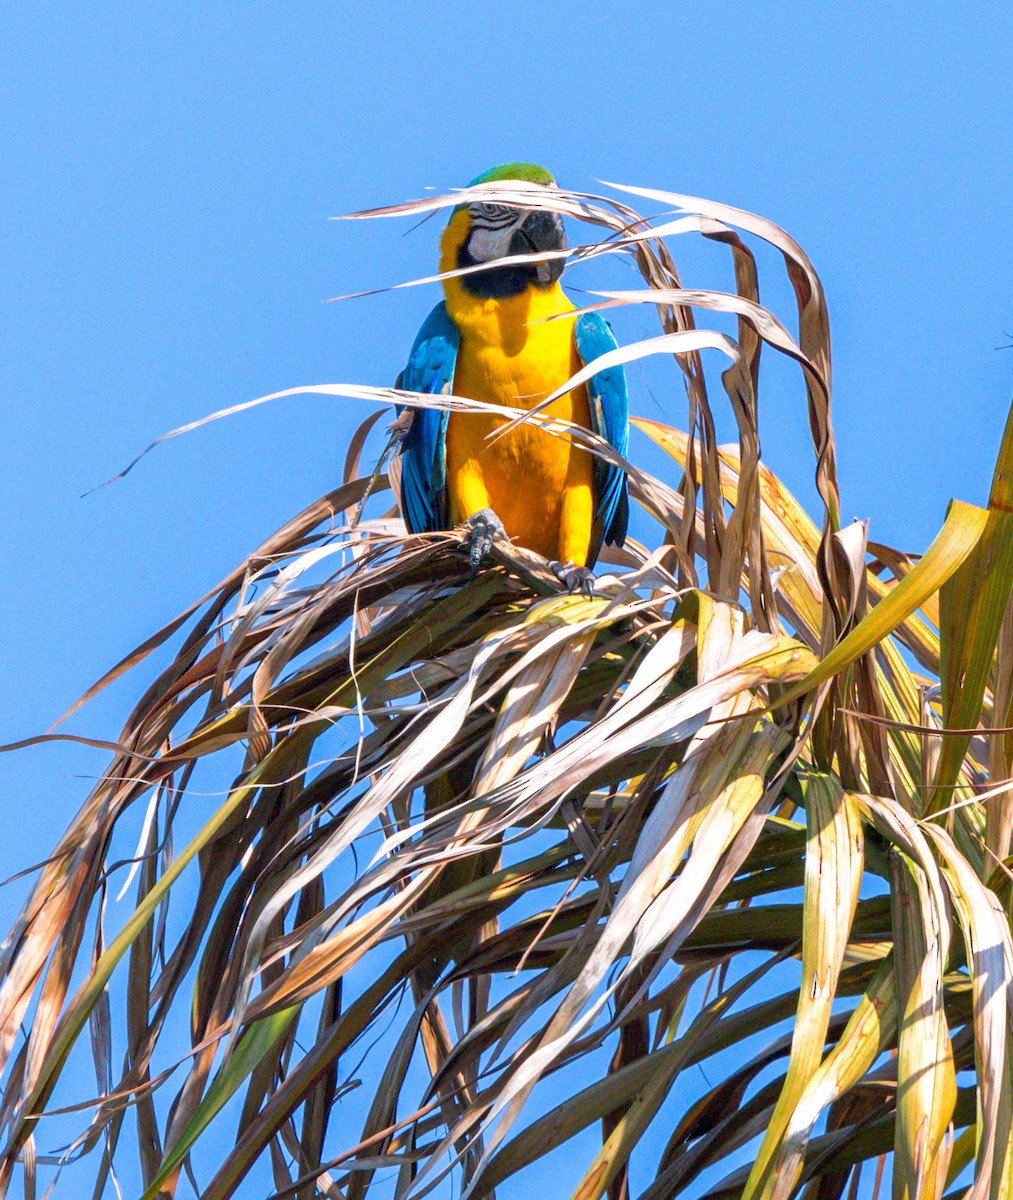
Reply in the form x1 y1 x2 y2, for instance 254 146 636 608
396 162 629 591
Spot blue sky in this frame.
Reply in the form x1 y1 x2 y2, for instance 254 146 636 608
2 1 1012 1193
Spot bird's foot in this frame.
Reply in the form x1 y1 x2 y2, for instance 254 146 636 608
550 561 597 597
464 509 506 576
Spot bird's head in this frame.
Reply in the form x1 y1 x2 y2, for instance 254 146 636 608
440 162 566 300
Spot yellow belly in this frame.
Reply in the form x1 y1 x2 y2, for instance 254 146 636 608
444 289 595 565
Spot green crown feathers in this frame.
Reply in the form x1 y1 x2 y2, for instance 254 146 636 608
465 162 555 188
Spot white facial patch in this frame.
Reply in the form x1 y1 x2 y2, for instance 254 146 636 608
467 204 523 262
466 225 514 262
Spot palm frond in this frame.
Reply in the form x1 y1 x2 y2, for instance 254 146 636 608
3 177 1012 1200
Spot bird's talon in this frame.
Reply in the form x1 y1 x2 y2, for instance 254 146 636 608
465 509 506 576
550 561 596 596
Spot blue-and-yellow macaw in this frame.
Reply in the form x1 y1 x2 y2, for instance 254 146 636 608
396 162 629 590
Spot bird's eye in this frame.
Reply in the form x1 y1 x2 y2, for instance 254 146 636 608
474 202 512 221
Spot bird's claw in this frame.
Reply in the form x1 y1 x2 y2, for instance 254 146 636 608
550 561 597 597
465 509 506 576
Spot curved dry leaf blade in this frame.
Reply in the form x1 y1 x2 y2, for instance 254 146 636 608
743 779 864 1200
891 850 956 1200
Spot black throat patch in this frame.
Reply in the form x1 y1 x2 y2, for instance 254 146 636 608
456 240 535 299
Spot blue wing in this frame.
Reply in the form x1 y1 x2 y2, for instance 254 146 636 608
573 311 630 565
396 302 460 534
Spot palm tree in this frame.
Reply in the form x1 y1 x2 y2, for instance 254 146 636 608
1 178 1011 1200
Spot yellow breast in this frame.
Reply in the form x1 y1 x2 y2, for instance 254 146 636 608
440 213 594 564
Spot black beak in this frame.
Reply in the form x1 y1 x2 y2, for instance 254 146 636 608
510 210 566 286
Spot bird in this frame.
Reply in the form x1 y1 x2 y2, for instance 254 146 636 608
395 162 629 592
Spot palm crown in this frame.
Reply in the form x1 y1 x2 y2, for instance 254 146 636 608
0 174 1011 1200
